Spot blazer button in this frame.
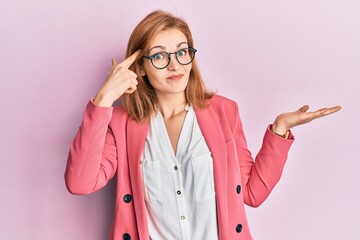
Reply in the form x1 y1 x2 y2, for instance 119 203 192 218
236 185 241 194
123 194 132 203
236 224 243 233
123 233 131 240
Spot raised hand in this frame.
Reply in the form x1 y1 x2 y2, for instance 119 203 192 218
271 105 342 137
93 50 141 107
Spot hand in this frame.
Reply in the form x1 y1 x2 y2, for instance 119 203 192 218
93 50 141 107
271 105 342 136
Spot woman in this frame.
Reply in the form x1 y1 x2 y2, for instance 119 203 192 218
65 10 341 240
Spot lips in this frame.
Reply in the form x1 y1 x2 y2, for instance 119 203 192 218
167 74 184 80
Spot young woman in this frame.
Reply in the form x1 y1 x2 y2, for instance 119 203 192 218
65 10 341 240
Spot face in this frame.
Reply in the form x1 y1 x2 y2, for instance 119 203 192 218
140 29 193 97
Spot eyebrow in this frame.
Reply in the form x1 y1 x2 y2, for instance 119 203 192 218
148 42 188 53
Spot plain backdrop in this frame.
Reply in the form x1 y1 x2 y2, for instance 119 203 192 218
1 0 359 239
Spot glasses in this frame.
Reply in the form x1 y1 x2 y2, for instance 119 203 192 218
142 47 197 69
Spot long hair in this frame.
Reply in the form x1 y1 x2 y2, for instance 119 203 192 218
122 10 214 122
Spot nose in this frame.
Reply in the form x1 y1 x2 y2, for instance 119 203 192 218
167 53 180 71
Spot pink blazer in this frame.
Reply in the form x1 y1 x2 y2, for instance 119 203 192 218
65 95 294 240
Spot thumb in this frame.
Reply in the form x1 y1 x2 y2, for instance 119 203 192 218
298 105 309 112
111 58 118 67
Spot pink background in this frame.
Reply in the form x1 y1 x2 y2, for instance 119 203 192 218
1 0 359 239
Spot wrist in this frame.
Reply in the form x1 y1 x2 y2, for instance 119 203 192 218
93 92 114 107
271 122 290 139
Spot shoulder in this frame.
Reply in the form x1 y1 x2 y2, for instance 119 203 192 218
204 95 241 138
208 94 238 111
204 95 241 127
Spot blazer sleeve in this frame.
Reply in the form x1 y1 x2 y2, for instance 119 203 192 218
65 99 118 195
233 102 294 207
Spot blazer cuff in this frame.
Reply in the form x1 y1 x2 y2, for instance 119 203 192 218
89 98 114 109
83 98 114 125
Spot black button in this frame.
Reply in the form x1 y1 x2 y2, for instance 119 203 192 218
123 194 132 203
236 224 243 233
174 166 178 170
236 185 241 194
123 233 131 240
177 190 181 195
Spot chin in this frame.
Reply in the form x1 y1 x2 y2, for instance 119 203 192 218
167 88 187 95
158 86 187 95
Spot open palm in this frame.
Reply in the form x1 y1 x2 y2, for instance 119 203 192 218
272 105 342 135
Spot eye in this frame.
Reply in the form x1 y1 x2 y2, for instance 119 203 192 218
152 53 165 60
177 49 188 57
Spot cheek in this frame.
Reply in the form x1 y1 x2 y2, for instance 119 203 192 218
145 69 166 86
185 63 193 73
143 65 157 80
184 66 192 79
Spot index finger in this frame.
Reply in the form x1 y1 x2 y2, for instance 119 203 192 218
119 49 142 69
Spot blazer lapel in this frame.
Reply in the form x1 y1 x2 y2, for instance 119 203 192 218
127 117 149 239
195 105 229 240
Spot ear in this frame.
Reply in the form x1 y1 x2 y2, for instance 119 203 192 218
139 66 146 77
138 59 146 77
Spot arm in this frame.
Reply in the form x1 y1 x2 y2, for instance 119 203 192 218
234 102 341 207
233 103 294 207
64 50 142 194
64 99 118 195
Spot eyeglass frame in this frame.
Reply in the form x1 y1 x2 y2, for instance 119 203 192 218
141 47 197 70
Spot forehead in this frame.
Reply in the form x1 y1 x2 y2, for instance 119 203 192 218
148 29 188 49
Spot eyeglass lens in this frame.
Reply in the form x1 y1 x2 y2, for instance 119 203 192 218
151 48 195 69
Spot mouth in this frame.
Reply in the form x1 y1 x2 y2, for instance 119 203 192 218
167 74 184 80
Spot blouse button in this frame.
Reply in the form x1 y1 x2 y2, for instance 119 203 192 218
177 190 181 195
180 215 185 220
174 166 178 170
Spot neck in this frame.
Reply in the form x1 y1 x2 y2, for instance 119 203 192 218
155 92 187 119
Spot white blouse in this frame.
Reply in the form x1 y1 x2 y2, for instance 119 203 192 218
140 104 219 240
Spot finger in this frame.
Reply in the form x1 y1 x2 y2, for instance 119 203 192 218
128 70 138 79
312 108 328 119
311 106 341 119
120 49 142 69
125 86 137 94
297 105 309 112
319 106 342 116
128 76 138 84
111 58 118 66
132 78 138 86
329 105 342 112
